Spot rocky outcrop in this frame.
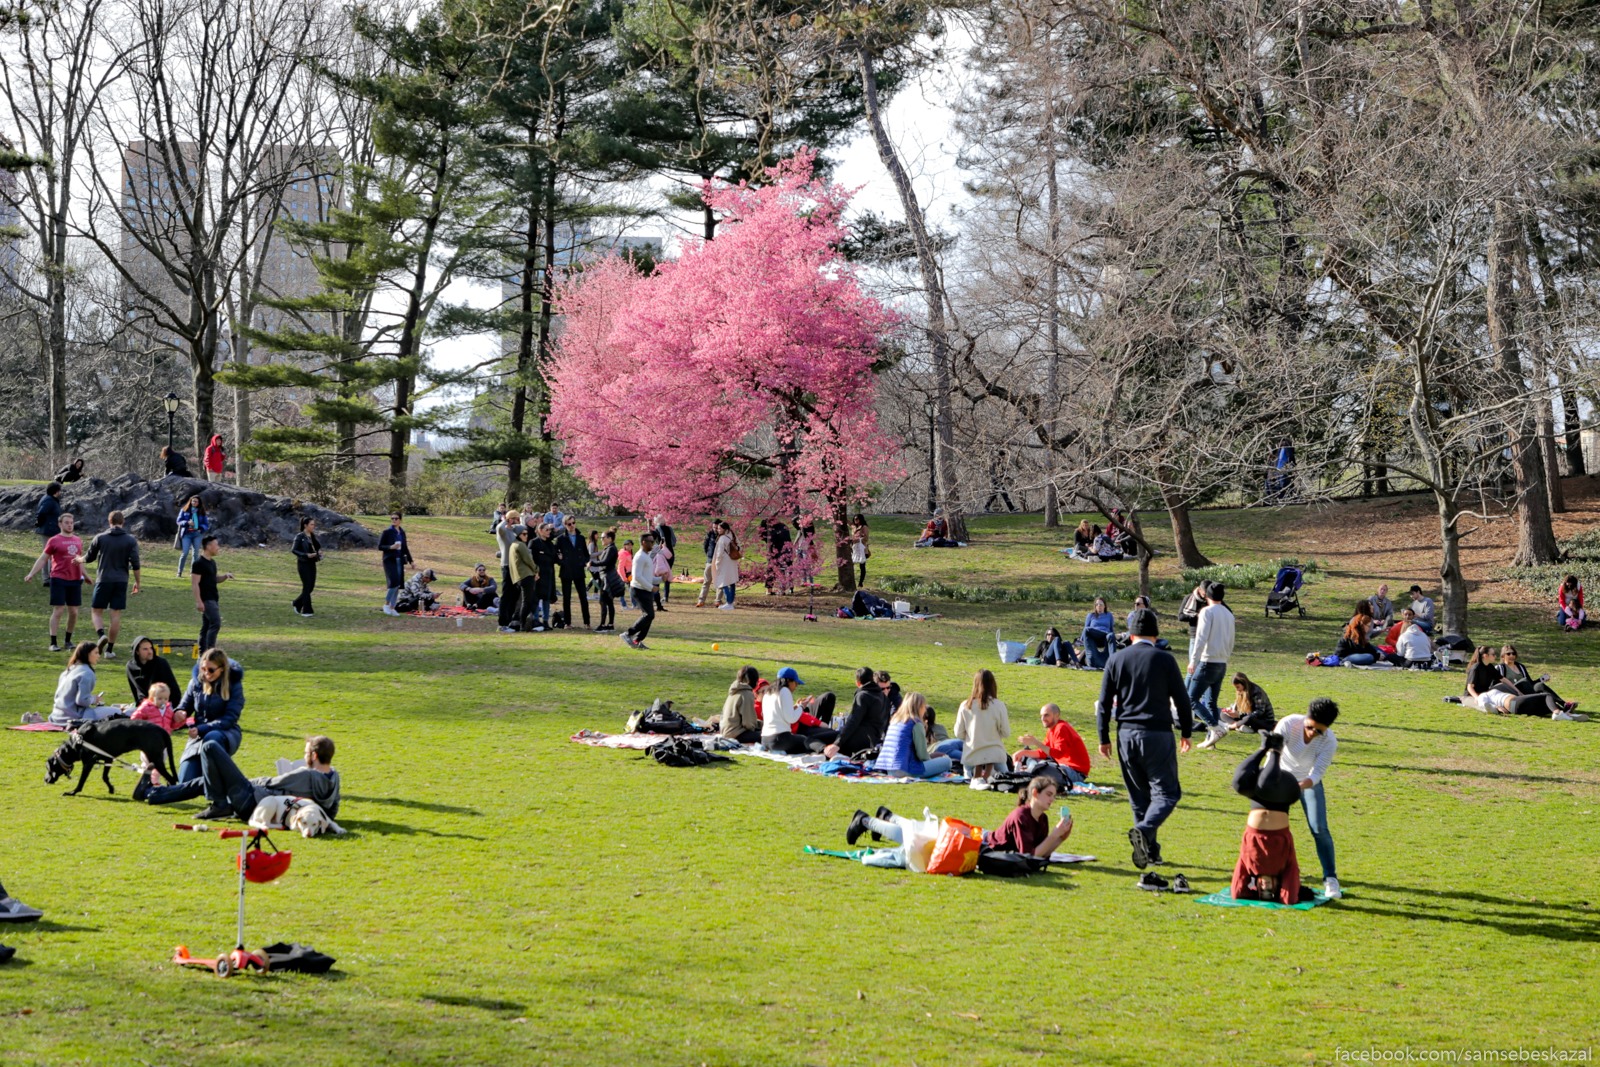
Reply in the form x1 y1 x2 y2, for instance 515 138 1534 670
0 473 377 549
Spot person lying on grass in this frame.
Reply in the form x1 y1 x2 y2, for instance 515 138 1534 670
1011 703 1090 785
845 776 1074 859
148 734 341 823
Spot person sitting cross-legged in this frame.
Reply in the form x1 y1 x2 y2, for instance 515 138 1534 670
1010 703 1091 785
191 735 341 823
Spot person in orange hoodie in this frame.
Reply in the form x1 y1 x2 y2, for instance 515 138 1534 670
203 434 226 483
1011 703 1091 786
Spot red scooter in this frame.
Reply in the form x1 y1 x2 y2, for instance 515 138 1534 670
173 828 292 978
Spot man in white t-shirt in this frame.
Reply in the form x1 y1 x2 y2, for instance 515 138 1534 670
622 532 659 649
1274 699 1341 899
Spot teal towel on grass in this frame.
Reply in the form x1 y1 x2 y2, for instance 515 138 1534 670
1195 888 1334 910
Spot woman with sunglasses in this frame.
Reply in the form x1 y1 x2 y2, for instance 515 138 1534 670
138 647 245 805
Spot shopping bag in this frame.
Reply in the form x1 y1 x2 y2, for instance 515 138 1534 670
926 817 983 875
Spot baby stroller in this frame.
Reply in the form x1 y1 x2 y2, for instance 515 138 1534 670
1265 566 1306 618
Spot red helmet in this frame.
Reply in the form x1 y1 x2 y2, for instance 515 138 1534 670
238 847 292 884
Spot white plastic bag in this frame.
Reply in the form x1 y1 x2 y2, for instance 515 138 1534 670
996 628 1027 664
897 810 942 873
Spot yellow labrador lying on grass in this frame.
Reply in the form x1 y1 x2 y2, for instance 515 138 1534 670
249 795 344 838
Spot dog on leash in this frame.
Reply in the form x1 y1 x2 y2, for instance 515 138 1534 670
45 719 178 797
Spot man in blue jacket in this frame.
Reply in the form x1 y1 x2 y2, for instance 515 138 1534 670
1096 608 1193 883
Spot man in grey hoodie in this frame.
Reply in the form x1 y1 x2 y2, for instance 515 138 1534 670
77 510 141 659
189 734 341 823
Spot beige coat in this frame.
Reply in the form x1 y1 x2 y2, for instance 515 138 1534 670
719 681 758 738
711 533 740 588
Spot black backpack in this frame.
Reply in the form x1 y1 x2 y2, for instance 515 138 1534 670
648 737 729 768
977 849 1049 877
627 700 697 735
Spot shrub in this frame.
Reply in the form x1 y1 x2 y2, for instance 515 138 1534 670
1498 532 1600 598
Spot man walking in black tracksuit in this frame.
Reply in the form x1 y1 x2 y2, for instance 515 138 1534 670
1096 608 1193 882
555 516 592 629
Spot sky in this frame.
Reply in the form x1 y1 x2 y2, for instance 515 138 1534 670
421 27 977 408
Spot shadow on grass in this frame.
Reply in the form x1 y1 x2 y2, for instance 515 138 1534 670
344 795 482 816
1342 761 1600 787
422 993 526 1013
1334 899 1600 942
30 920 99 933
337 819 484 841
1354 721 1531 744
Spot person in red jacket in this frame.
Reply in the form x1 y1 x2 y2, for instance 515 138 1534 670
203 434 226 483
1557 574 1586 631
1011 703 1092 785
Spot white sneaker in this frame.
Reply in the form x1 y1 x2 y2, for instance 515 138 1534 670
968 777 991 791
382 606 398 616
1323 877 1343 899
1196 727 1225 750
717 603 735 610
1553 709 1588 721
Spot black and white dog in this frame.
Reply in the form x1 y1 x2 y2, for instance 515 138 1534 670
44 719 178 797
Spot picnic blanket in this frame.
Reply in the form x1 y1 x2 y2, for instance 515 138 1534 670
10 722 67 732
572 731 1118 793
403 605 495 619
1195 889 1334 911
804 846 1098 866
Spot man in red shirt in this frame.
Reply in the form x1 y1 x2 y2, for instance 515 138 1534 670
24 512 85 652
1012 703 1092 785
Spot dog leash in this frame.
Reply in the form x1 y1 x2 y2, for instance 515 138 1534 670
68 730 146 774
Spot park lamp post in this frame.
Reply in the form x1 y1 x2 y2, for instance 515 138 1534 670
163 392 180 452
923 397 937 515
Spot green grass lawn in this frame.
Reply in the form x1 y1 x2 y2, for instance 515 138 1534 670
0 509 1596 1065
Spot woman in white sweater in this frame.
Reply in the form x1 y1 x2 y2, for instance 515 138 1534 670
50 641 116 726
950 669 1009 785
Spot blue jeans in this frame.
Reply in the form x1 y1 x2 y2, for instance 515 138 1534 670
1081 629 1114 669
178 532 204 574
199 738 257 817
146 726 241 804
722 584 736 604
931 738 964 761
1186 661 1228 727
1116 727 1181 849
1343 652 1376 666
1300 781 1337 880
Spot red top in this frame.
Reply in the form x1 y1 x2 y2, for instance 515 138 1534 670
1560 584 1584 612
204 434 225 473
43 533 84 581
983 806 1051 855
1043 720 1091 775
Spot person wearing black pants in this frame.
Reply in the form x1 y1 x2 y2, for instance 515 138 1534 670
555 516 592 629
291 517 321 617
1096 608 1193 873
592 530 621 632
496 509 522 630
623 533 658 649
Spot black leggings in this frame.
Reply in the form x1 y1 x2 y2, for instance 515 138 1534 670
498 567 519 627
857 562 866 585
763 733 830 755
598 591 615 629
1232 743 1300 808
1503 690 1564 716
293 560 316 613
1512 679 1565 704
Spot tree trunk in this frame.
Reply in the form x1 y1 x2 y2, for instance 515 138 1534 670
1487 204 1559 565
535 167 559 508
831 503 855 593
230 317 252 487
857 46 965 541
46 250 68 465
1525 216 1585 477
1162 492 1211 568
1436 499 1468 638
1129 512 1152 598
1561 378 1584 476
506 202 539 505
1041 50 1061 530
190 351 215 457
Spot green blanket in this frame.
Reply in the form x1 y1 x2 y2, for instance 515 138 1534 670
1195 889 1334 911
